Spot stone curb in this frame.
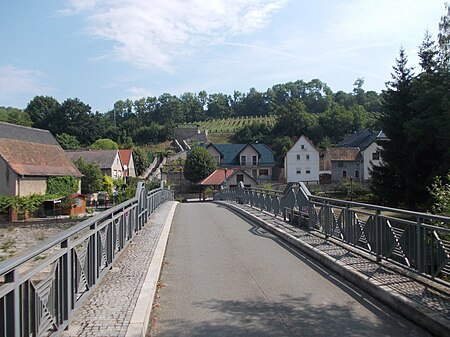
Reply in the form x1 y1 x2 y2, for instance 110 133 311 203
217 201 450 337
125 201 178 337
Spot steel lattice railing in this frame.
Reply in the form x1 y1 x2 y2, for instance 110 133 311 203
0 183 173 337
214 183 450 281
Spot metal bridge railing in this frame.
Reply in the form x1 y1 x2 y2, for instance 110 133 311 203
214 183 450 282
0 183 173 337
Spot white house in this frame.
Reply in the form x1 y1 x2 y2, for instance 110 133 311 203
284 136 320 183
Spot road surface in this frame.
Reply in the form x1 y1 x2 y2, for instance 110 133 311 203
149 202 429 337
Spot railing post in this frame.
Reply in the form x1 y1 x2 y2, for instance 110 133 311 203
345 204 351 244
375 209 381 262
88 222 98 287
308 200 313 230
324 201 330 238
60 239 71 323
5 270 20 337
416 216 423 273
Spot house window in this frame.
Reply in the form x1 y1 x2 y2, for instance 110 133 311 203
236 174 244 182
296 168 302 174
296 154 301 160
343 170 347 178
114 170 118 177
301 145 305 150
338 162 343 168
259 169 269 176
372 152 380 160
306 154 310 160
306 168 311 174
240 155 246 166
252 155 258 166
215 155 220 165
355 170 359 178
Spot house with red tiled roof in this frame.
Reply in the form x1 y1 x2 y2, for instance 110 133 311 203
322 129 388 183
323 147 363 182
118 149 136 178
205 143 274 182
0 122 82 197
199 168 258 190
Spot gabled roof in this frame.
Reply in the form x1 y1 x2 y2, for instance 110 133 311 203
337 129 385 150
199 168 258 186
118 149 132 167
0 122 82 177
67 150 119 169
199 169 236 185
288 135 319 153
206 143 274 166
326 147 362 161
0 122 59 145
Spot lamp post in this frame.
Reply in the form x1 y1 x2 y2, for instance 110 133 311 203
224 168 228 188
179 167 183 196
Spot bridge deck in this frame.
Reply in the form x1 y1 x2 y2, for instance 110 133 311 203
150 203 436 337
61 201 449 337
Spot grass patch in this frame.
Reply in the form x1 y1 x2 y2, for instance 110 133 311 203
207 133 234 143
1 239 15 252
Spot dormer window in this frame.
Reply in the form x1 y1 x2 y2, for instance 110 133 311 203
301 144 305 150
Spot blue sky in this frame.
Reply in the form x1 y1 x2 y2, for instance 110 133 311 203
0 0 446 113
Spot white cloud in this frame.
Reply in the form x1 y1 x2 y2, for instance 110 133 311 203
63 0 287 70
0 65 51 106
127 86 154 99
58 0 99 15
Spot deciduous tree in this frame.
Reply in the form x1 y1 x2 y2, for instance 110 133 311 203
184 147 217 184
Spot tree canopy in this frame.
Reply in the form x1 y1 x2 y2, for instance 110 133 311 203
371 5 450 209
74 158 103 194
183 147 217 184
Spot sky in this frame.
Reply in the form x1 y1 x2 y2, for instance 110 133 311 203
0 0 446 113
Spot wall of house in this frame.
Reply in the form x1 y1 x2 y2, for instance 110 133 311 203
18 177 47 196
207 146 222 165
239 145 260 167
285 137 320 183
227 173 258 188
0 157 17 196
111 153 123 179
362 142 381 180
127 155 136 177
331 161 361 182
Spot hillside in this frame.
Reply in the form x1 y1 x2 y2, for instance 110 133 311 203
195 115 276 133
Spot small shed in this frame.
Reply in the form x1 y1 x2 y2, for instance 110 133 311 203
63 193 87 216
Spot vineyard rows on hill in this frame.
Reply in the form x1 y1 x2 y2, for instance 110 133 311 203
195 115 277 133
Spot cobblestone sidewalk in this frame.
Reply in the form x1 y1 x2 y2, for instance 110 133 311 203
62 201 175 337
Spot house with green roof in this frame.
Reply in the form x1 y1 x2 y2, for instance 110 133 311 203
205 143 274 182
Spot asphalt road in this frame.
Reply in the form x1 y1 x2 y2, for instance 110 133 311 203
149 202 429 337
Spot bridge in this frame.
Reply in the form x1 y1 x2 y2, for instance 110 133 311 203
0 183 449 336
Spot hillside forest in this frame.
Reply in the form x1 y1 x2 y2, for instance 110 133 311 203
0 5 449 212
